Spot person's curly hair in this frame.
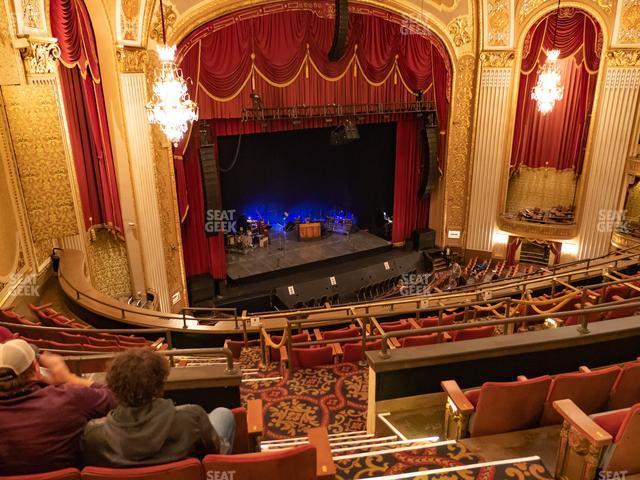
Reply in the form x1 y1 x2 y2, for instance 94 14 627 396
106 348 169 407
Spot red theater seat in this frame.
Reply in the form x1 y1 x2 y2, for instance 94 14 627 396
605 298 639 320
417 314 456 328
375 320 411 333
466 376 551 437
203 444 317 480
290 346 334 368
342 340 382 363
608 361 640 410
596 403 640 474
317 326 362 342
225 339 260 359
270 332 310 362
540 366 621 426
0 468 81 480
450 326 495 342
400 333 439 347
81 458 203 480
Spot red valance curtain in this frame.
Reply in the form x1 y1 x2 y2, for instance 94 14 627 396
175 5 451 281
510 8 602 175
51 0 124 236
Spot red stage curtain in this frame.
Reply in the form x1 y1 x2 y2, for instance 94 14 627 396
51 0 124 236
181 129 227 280
175 5 451 281
510 8 601 175
392 119 429 243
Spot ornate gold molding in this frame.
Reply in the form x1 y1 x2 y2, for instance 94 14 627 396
480 50 516 67
519 0 613 22
611 230 640 249
18 38 61 76
448 16 472 47
497 215 578 239
617 0 640 44
486 0 511 47
150 1 177 42
444 55 476 244
607 48 640 66
627 156 640 176
116 46 149 73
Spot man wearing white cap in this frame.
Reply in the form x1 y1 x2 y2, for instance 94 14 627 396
0 339 115 475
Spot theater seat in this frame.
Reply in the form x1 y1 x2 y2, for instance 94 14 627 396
375 320 411 333
225 339 260 359
316 326 361 342
605 298 639 320
342 340 382 363
0 468 81 480
400 333 439 347
81 458 203 480
203 444 317 480
608 361 640 410
554 400 640 477
597 403 640 474
450 326 495 342
290 346 334 368
467 376 551 437
417 314 456 328
270 332 310 362
540 366 621 426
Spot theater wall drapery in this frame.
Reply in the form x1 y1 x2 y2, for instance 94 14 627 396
51 0 124 237
175 6 451 280
509 8 602 176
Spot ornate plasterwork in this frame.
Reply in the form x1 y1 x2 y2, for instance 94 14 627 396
0 0 24 85
497 215 579 239
445 55 476 240
13 0 47 35
485 0 513 48
627 155 640 175
448 16 472 48
117 0 145 45
611 230 640 249
19 38 61 76
519 0 613 22
2 82 78 243
116 46 149 73
86 229 132 298
607 48 640 66
480 50 516 67
150 1 178 42
616 0 640 45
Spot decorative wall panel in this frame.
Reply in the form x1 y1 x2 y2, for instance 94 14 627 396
13 0 47 35
0 0 25 85
2 82 78 243
86 229 132 298
484 0 514 48
117 0 145 45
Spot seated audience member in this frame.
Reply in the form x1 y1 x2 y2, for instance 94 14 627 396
0 339 115 475
82 348 236 467
0 326 14 342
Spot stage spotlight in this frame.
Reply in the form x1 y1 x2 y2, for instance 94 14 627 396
291 118 302 126
330 118 359 145
414 89 424 104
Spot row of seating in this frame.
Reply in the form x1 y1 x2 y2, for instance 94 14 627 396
0 306 163 352
441 358 640 438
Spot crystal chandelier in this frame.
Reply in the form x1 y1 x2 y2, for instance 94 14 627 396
146 0 198 146
531 0 564 115
531 49 564 114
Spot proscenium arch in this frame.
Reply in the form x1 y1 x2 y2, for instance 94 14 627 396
497 2 609 235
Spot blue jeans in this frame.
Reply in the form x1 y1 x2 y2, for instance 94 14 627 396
209 407 236 455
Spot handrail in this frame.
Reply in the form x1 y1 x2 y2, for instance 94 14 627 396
0 321 169 335
62 347 237 374
377 297 640 357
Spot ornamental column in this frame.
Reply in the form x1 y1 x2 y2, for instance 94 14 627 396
578 51 640 259
116 47 187 312
465 52 515 255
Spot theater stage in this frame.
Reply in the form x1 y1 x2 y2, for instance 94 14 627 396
226 230 391 282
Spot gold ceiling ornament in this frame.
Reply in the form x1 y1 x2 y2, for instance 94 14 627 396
18 38 61 76
607 48 640 66
115 46 149 73
520 0 612 23
486 0 511 47
448 16 472 47
618 1 640 44
150 0 177 42
480 50 516 67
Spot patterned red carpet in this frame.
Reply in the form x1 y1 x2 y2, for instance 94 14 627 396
240 348 368 439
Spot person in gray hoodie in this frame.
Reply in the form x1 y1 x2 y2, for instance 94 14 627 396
81 348 235 467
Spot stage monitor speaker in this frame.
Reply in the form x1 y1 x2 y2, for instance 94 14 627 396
199 121 222 236
418 126 440 198
329 0 349 61
413 228 436 251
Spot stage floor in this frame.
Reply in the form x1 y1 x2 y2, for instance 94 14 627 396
226 230 391 281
